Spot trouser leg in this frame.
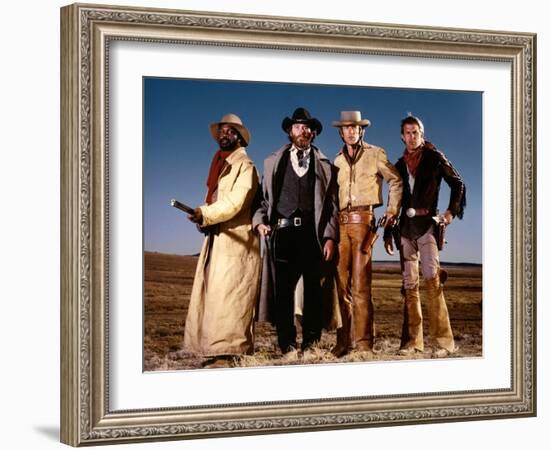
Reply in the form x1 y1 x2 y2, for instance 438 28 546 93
424 274 455 352
418 230 455 353
403 286 424 351
400 236 424 351
274 261 299 352
351 226 374 351
399 285 408 349
300 228 323 350
274 229 299 353
333 225 353 356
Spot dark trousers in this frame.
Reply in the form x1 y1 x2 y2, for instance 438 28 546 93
274 224 322 352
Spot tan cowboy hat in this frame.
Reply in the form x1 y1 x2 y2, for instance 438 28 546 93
332 111 371 128
209 113 251 146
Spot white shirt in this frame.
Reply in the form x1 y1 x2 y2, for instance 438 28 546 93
289 145 311 177
407 167 415 192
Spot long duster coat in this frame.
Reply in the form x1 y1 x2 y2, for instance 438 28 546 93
252 144 340 329
184 147 261 356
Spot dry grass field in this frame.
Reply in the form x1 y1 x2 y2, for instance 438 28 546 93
144 251 482 371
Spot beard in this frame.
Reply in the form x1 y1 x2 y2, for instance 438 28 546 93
290 133 313 149
218 136 239 151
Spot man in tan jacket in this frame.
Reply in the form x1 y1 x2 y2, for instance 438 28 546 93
184 114 261 368
331 111 402 357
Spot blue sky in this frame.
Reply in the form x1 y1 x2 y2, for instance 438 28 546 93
143 77 482 263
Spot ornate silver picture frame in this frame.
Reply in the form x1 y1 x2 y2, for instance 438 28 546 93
60 3 536 446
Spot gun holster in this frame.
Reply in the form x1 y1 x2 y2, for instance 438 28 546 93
434 222 446 251
361 230 378 254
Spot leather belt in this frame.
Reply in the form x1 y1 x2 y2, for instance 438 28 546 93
338 210 373 225
406 207 431 217
276 217 312 229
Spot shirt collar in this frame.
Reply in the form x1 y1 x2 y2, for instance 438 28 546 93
341 142 364 165
290 144 311 154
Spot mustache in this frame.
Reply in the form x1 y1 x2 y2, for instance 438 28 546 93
292 135 312 145
288 130 316 146
219 135 237 144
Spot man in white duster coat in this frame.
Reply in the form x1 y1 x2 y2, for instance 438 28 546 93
184 114 261 369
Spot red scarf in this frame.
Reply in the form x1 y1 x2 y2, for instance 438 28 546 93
402 142 434 177
206 149 232 204
403 147 423 178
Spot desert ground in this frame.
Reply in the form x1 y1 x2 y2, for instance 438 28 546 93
144 251 482 371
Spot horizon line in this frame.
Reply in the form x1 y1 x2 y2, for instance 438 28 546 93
144 250 482 266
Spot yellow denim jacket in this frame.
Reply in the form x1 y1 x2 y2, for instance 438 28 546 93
334 141 402 215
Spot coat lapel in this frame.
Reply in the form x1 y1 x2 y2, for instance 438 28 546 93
313 147 331 232
214 147 247 194
264 145 290 216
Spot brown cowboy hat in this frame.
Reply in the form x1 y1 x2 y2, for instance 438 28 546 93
281 107 323 135
332 111 371 128
209 113 251 146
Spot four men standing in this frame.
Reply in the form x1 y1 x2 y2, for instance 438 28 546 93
183 109 466 363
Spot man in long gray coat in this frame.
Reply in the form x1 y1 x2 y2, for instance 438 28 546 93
253 107 339 354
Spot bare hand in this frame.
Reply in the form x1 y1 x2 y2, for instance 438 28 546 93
187 208 203 224
443 210 453 225
383 212 397 227
323 239 335 262
384 237 394 256
256 224 272 237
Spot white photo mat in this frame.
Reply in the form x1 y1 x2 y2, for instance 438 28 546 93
109 41 510 411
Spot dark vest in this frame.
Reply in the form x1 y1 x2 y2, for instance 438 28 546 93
276 151 315 219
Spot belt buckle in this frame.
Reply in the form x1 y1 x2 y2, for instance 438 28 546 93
293 217 302 226
340 213 349 224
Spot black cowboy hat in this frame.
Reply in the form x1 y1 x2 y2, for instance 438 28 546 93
281 107 323 135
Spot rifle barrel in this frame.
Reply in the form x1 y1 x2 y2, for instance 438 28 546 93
170 199 195 215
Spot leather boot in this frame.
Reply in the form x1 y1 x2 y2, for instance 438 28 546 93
425 274 455 353
400 286 424 352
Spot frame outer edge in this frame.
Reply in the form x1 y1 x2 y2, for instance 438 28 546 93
527 33 536 416
61 3 81 447
532 34 537 416
59 3 537 445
